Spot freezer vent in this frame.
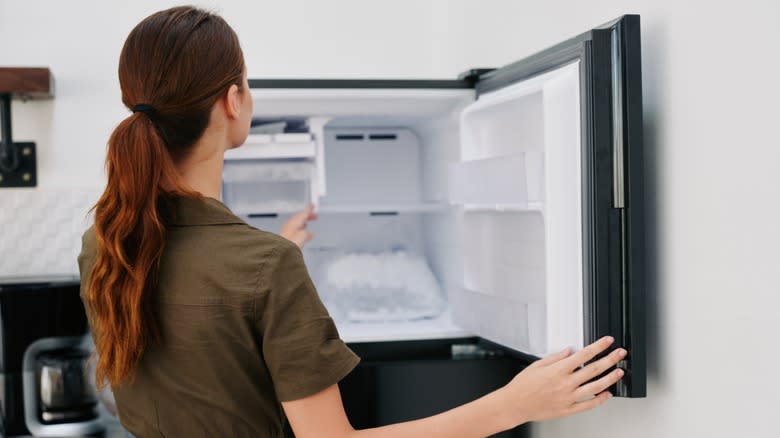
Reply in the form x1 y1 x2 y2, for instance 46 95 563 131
334 133 398 142
368 134 397 140
335 134 364 141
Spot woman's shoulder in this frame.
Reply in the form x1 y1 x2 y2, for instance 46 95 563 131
77 222 302 288
77 225 98 299
78 220 295 257
168 220 303 286
234 224 303 269
215 221 298 257
78 225 98 264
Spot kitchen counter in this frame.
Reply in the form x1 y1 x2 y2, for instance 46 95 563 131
103 418 131 438
7 418 129 438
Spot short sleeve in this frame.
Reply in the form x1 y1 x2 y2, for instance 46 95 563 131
255 239 360 402
77 226 98 322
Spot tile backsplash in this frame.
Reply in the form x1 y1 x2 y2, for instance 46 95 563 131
0 189 100 280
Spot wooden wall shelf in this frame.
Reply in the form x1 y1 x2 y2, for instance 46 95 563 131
0 67 52 187
0 67 54 99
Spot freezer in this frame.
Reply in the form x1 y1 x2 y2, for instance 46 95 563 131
225 15 646 398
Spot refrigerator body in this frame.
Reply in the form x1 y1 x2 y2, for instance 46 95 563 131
225 15 645 423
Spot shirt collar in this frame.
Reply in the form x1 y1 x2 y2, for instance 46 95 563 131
164 196 246 226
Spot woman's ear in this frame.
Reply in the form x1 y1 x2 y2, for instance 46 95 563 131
224 83 241 119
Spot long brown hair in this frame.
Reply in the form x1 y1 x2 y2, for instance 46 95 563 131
88 6 245 388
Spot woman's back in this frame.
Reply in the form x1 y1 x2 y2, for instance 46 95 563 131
79 196 358 437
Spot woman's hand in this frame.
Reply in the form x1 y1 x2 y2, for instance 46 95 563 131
498 336 627 428
280 204 318 248
284 336 627 438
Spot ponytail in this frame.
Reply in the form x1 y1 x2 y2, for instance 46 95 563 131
88 112 190 388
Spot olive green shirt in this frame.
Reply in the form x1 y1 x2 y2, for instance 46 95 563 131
78 196 360 437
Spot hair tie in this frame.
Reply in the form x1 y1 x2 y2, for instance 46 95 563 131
132 103 157 119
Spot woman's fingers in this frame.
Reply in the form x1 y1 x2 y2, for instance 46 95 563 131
566 391 613 415
289 204 317 227
279 205 318 248
574 368 624 399
559 336 615 371
291 230 313 248
534 347 572 367
304 205 318 221
570 347 626 384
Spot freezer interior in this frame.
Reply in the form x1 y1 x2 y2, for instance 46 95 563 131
225 61 585 357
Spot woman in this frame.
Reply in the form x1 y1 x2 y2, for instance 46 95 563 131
79 6 627 437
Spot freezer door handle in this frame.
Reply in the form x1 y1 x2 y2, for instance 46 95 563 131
611 25 626 209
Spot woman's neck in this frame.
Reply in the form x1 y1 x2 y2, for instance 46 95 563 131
175 129 226 200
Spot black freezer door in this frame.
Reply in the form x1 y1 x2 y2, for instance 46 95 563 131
448 15 645 397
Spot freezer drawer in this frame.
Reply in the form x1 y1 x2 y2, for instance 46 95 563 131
222 159 314 215
283 339 530 438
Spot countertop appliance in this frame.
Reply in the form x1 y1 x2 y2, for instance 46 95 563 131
35 347 97 423
227 15 645 435
0 279 106 437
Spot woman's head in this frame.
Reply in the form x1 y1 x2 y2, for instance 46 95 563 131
88 6 248 388
118 6 249 155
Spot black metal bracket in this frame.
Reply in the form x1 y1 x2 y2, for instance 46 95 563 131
0 142 36 187
0 93 36 187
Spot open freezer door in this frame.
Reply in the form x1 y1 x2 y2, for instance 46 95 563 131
447 15 645 397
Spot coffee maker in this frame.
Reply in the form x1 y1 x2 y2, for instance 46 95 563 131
0 279 105 437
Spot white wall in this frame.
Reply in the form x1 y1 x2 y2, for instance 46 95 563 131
0 0 455 188
2 0 779 436
442 2 780 437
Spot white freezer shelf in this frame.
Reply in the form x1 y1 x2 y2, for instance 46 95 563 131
448 152 544 211
335 310 473 344
222 159 314 182
249 88 475 119
230 202 309 216
450 287 547 357
224 142 316 160
316 202 450 214
241 133 314 143
456 202 544 212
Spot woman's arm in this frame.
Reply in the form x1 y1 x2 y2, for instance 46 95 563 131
283 336 626 438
